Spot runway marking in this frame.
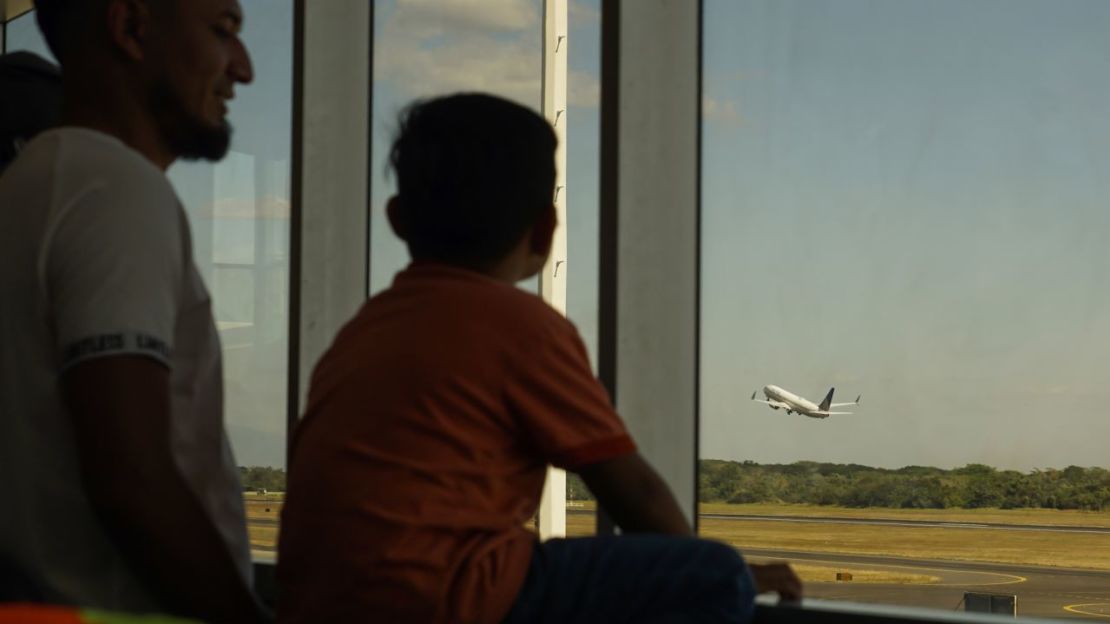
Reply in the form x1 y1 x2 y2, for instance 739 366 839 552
1063 603 1110 618
749 554 1027 587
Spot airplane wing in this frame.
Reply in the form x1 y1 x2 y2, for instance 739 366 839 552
750 392 793 409
811 410 853 416
830 394 862 408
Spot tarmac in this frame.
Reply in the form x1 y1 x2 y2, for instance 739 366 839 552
745 548 1110 620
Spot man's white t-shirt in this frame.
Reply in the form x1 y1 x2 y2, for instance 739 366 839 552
0 128 251 611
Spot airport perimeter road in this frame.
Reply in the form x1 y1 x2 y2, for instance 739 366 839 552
745 548 1110 620
702 513 1110 535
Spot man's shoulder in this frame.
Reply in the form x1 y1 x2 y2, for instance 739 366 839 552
58 129 174 195
31 129 182 231
19 128 175 202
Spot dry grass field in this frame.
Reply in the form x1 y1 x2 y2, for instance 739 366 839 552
248 498 1110 571
698 502 1110 528
244 494 283 550
572 503 1110 571
788 563 939 585
699 516 1110 571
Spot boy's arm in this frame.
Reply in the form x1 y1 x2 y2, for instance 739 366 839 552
577 452 691 535
578 452 804 601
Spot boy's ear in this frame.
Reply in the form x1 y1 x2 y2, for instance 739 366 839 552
386 196 408 241
529 204 557 257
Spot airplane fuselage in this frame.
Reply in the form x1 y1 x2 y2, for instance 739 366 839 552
752 384 858 419
762 385 824 418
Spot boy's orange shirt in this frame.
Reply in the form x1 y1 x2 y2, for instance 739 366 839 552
277 263 636 624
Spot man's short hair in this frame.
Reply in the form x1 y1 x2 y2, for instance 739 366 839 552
34 0 170 63
388 93 557 266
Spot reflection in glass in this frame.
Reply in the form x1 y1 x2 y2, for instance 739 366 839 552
167 2 292 478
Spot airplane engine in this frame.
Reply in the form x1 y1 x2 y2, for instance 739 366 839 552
770 405 779 410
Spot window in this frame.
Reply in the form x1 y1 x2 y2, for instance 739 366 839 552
368 0 545 294
370 0 601 536
700 0 1110 619
164 2 294 557
3 11 55 60
563 0 601 537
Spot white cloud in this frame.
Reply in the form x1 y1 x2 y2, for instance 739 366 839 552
199 196 290 219
392 0 539 37
375 1 600 112
376 0 542 108
703 96 742 127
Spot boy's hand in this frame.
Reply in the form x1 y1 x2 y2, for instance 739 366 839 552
750 563 803 602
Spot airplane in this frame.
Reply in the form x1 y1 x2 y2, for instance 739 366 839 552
750 385 860 419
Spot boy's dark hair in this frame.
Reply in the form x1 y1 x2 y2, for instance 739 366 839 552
388 93 557 266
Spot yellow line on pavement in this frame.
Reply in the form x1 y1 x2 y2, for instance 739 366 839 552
1064 603 1110 618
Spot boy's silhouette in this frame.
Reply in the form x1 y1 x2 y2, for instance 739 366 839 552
277 93 800 624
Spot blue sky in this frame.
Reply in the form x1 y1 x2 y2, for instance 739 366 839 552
700 0 1110 470
9 1 1110 472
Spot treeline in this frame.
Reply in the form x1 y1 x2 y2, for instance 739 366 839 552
699 460 1110 511
240 466 286 492
244 461 1110 511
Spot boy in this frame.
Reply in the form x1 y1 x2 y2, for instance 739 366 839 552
277 93 801 623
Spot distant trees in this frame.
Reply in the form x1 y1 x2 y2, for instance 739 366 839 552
239 461 1110 511
694 460 1110 511
567 472 592 501
239 466 286 492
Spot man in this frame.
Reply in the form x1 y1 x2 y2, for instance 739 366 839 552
277 93 801 623
0 1 266 621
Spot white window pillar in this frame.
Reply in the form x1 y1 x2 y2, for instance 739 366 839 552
537 0 569 541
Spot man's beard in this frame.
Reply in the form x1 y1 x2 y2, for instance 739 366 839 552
150 81 233 162
171 117 232 162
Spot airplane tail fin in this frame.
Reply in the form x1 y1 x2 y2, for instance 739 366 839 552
819 387 835 411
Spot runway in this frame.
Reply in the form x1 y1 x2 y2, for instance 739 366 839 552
247 511 1110 619
745 548 1110 620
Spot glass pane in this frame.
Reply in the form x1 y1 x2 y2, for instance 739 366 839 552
369 0 544 295
700 0 1110 619
3 12 55 61
564 0 601 538
166 1 293 558
370 1 602 537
